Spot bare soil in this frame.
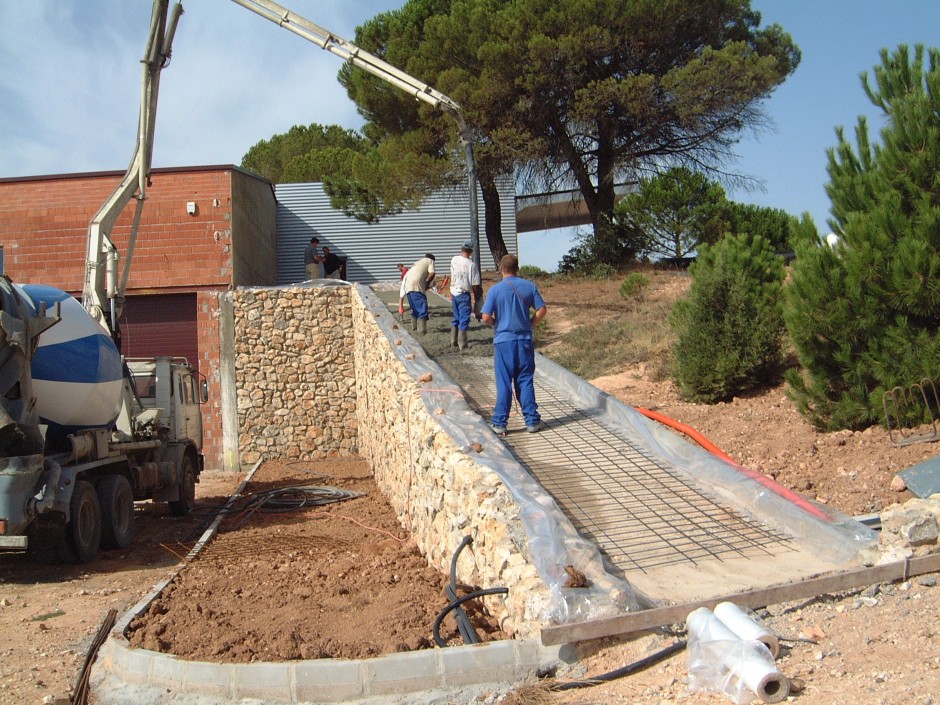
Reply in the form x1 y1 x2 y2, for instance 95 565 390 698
125 458 505 662
1 270 938 705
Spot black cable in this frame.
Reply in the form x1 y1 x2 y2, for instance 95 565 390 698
549 639 687 691
230 485 364 529
433 587 509 647
447 536 479 644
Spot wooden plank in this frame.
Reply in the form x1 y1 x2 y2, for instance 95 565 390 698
541 552 940 646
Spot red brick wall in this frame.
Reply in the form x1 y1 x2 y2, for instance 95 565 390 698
0 168 237 292
196 291 224 469
0 166 273 470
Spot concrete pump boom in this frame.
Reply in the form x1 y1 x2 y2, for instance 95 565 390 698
84 0 482 330
228 0 482 271
82 0 184 342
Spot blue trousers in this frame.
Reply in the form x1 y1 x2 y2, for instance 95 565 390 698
407 291 429 320
451 292 472 330
492 339 540 427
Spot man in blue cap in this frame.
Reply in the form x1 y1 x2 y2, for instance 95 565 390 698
448 240 483 351
481 254 548 434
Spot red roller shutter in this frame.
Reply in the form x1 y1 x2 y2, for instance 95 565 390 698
119 294 199 375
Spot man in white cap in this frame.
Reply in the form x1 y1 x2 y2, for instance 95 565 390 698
448 240 483 351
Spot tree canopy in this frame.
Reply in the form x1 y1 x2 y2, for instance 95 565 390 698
470 0 799 234
784 44 940 430
241 1 799 258
241 124 449 222
612 167 730 260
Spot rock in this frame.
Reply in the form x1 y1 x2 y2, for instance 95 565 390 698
901 515 940 546
874 545 913 565
890 475 907 492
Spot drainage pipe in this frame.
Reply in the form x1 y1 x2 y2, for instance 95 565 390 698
447 535 479 645
549 639 686 691
432 587 508 647
634 407 831 522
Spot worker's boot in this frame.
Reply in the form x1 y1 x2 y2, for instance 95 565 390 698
420 318 428 334
411 317 418 332
451 327 459 349
459 329 468 351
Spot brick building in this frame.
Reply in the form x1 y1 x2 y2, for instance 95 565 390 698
0 165 278 470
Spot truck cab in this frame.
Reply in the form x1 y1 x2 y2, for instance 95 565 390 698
127 357 204 450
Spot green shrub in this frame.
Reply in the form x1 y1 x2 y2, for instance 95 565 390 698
589 262 616 280
558 218 644 275
619 272 650 300
518 264 547 279
670 233 786 403
783 46 940 430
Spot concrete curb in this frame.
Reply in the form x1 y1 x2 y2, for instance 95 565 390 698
89 460 570 704
95 634 564 703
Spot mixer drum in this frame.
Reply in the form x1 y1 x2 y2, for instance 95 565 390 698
19 284 124 452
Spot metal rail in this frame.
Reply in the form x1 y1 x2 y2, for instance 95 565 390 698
883 378 940 446
83 0 184 333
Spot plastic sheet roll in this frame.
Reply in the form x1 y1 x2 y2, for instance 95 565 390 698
714 601 780 658
686 607 789 704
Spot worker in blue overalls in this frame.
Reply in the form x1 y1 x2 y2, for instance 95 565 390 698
480 254 548 435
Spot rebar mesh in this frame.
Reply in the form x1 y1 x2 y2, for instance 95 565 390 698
438 356 794 575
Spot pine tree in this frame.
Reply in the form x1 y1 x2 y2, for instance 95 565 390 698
784 45 940 430
671 232 786 403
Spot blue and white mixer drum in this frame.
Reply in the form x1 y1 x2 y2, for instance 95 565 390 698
18 284 124 452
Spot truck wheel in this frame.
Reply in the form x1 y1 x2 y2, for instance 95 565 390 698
25 518 68 564
168 456 196 517
65 480 101 563
98 475 135 549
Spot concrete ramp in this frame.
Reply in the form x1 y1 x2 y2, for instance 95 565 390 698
436 353 876 605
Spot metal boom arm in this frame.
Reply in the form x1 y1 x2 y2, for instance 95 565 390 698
82 0 184 340
228 0 482 270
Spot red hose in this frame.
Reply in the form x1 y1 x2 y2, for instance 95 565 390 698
634 407 832 522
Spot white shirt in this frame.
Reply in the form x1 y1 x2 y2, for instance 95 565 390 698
404 257 435 293
449 254 480 296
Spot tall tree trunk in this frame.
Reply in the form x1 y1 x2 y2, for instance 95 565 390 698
479 172 508 265
593 123 618 233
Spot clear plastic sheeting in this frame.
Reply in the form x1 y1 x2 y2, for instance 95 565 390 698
534 354 878 564
358 283 876 626
359 285 644 623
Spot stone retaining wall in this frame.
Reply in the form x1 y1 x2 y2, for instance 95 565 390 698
232 286 358 464
232 284 551 638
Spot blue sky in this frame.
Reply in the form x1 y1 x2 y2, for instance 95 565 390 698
1 1 938 270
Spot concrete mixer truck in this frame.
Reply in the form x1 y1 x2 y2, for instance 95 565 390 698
0 0 203 562
0 0 479 562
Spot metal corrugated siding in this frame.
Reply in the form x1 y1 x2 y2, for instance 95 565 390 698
275 180 516 284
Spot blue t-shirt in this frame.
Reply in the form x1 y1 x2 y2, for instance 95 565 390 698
481 276 545 344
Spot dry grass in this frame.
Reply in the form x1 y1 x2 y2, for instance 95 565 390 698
537 269 688 381
500 682 557 705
